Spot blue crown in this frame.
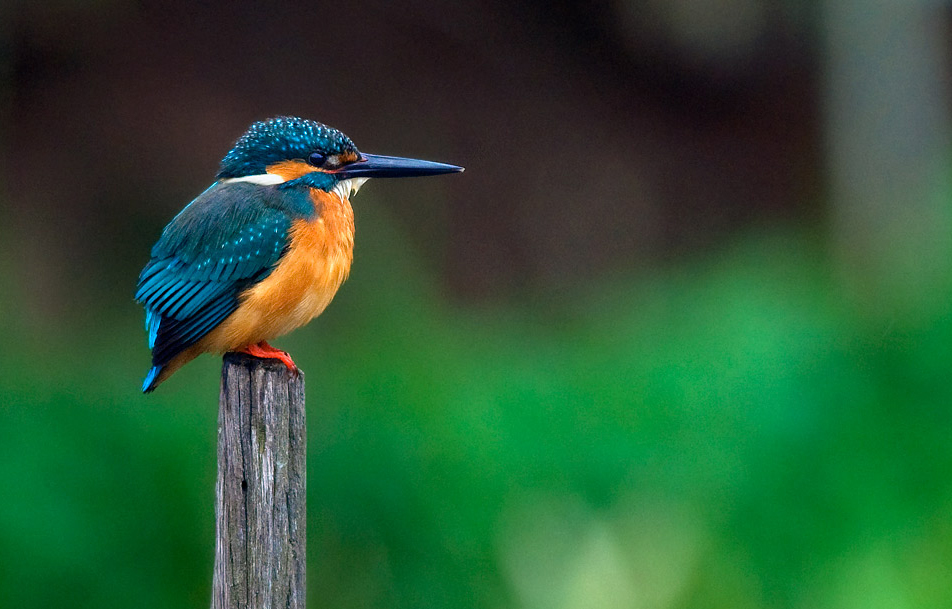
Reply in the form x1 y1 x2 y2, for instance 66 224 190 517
217 117 357 178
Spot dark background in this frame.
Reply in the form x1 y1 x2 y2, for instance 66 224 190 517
2 2 951 608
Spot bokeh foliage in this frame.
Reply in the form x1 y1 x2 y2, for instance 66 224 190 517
2 193 950 609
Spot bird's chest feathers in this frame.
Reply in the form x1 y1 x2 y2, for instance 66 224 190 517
234 189 355 340
290 189 355 297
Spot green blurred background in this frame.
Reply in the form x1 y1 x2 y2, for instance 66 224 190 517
2 2 952 608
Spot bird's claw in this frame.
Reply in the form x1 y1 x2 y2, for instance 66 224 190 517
239 341 299 374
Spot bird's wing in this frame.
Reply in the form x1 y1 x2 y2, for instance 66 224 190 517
135 181 293 367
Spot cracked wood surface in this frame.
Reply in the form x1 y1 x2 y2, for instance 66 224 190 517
211 353 306 609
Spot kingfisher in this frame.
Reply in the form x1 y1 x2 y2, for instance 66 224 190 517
136 116 462 392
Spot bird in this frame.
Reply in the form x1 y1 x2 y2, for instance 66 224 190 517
136 116 462 392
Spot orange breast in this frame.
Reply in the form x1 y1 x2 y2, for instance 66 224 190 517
198 188 355 353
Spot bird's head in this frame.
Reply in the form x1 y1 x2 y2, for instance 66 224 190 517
216 116 461 196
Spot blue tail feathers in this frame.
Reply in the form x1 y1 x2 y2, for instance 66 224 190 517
142 366 162 393
145 307 160 349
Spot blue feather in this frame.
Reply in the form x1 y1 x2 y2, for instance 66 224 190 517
142 366 162 393
145 307 160 349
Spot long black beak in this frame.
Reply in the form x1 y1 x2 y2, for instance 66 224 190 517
335 153 463 179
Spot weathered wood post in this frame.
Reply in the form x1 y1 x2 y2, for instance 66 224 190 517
211 353 306 609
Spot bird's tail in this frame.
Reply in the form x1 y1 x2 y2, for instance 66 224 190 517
142 365 163 393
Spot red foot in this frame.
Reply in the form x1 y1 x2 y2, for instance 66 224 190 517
238 341 298 374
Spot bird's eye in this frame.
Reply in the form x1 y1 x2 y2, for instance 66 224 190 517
308 152 327 167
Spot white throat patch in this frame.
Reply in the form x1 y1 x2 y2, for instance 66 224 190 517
332 178 369 202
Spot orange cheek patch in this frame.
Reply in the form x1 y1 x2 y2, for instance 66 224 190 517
266 160 318 181
338 150 360 164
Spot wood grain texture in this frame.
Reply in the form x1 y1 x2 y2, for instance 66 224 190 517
211 353 306 609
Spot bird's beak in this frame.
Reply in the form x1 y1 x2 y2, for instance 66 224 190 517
334 153 463 179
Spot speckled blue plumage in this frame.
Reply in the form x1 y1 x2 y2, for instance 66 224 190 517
136 181 316 391
137 116 361 392
217 116 357 178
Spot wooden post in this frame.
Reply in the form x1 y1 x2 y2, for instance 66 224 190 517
211 353 306 609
